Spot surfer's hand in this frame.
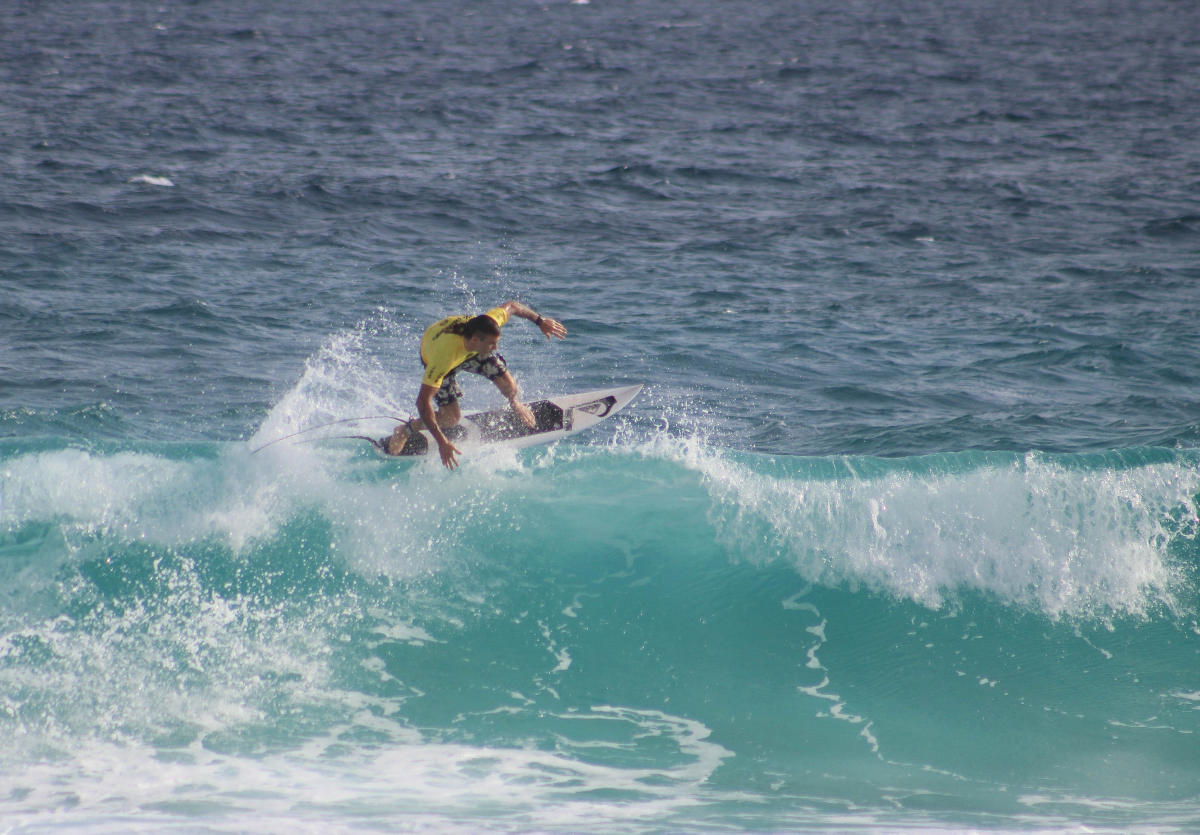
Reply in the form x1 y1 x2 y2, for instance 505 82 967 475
512 400 536 428
437 438 461 470
538 316 567 340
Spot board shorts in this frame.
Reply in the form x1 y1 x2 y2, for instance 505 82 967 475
432 353 508 407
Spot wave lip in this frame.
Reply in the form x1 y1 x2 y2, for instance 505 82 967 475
675 442 1200 620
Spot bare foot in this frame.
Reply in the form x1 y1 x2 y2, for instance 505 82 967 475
386 425 410 455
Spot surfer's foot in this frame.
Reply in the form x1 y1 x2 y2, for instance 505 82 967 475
385 425 410 455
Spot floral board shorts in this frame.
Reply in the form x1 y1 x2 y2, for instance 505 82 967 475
432 353 508 407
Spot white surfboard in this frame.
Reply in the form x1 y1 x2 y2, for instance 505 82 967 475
366 384 643 456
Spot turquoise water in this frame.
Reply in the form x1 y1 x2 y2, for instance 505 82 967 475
4 0 1200 831
3 432 1199 831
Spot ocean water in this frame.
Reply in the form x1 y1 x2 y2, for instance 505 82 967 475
3 0 1200 831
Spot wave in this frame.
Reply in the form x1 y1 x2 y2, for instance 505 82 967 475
2 431 1199 830
3 433 1198 619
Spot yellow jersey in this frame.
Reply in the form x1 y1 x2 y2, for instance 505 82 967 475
419 306 510 387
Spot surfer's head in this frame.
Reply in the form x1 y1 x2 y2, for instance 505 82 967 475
461 314 502 339
461 314 502 356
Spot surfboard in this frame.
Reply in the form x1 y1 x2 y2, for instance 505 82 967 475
364 383 643 457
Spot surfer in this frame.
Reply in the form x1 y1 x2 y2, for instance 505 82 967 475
387 301 567 468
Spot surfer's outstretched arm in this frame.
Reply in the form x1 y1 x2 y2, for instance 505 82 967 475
498 301 567 340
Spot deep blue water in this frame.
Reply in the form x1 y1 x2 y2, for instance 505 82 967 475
3 0 1200 831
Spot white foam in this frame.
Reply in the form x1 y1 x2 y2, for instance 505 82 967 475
642 437 1200 619
127 174 174 187
0 553 339 768
0 444 317 558
0 706 731 831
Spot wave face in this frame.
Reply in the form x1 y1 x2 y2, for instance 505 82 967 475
3 432 1198 832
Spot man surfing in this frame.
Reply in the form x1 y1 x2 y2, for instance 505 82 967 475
386 301 567 468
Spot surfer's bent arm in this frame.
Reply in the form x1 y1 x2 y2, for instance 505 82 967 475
491 371 536 428
498 301 568 340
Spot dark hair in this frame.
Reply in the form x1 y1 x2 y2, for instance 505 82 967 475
442 314 502 339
